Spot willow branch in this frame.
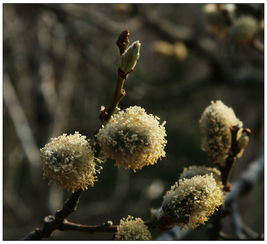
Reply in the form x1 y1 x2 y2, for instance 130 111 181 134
23 30 134 240
23 189 82 240
60 219 118 233
106 70 127 121
101 30 131 123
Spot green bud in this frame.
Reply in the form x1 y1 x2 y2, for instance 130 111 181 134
229 16 258 44
120 40 141 74
237 131 250 151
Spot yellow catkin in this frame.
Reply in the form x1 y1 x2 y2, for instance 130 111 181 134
96 106 167 171
115 216 152 240
199 100 243 166
40 132 101 192
179 165 222 185
162 175 225 229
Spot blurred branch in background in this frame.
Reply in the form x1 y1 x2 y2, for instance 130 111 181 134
3 3 264 240
4 76 40 182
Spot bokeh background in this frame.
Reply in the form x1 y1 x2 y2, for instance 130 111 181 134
3 3 264 240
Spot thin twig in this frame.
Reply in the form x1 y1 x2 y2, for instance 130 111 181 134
60 219 118 233
23 189 82 240
219 125 241 188
101 30 131 123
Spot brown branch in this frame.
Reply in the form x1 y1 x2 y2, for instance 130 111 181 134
60 219 118 233
23 189 82 240
23 218 159 237
100 30 131 123
219 126 241 189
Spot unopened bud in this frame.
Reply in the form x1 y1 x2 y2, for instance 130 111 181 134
236 128 251 158
229 16 258 44
120 40 141 74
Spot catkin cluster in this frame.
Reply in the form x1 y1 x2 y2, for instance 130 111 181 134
115 216 152 240
199 100 243 166
96 106 167 170
40 132 101 192
162 174 225 229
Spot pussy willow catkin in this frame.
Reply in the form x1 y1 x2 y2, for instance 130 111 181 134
115 216 152 240
96 106 167 170
162 174 225 229
40 132 101 192
199 100 243 166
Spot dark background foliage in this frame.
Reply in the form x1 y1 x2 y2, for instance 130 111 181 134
3 3 264 240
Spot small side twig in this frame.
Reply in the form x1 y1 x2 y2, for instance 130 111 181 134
60 219 118 233
101 30 131 123
219 125 241 189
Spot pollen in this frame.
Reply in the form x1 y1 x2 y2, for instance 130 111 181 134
199 100 243 166
115 216 152 240
162 175 225 229
96 106 167 171
40 132 102 192
180 165 222 185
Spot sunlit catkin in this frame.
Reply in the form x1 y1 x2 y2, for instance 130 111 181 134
179 165 222 185
40 132 101 192
199 100 243 166
115 216 152 240
96 106 167 171
162 175 225 229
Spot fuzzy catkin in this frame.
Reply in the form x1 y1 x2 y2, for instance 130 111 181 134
199 100 243 166
40 132 101 192
96 106 167 171
115 216 152 240
179 165 222 185
162 175 225 229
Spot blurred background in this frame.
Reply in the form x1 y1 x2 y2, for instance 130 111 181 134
3 3 264 240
